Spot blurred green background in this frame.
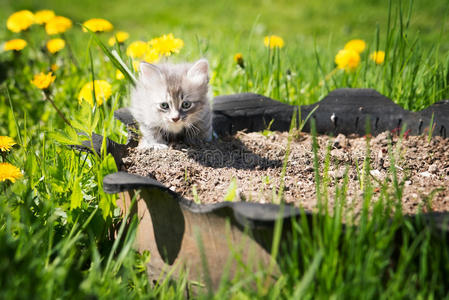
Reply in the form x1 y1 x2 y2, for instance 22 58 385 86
1 0 449 108
1 0 448 52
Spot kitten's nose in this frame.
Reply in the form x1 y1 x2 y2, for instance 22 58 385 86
171 116 180 122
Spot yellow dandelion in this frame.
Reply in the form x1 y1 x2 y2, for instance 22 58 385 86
0 162 23 183
370 50 385 65
45 16 72 35
82 18 114 33
142 48 160 63
126 41 150 58
131 49 160 71
46 38 66 54
4 39 27 51
234 53 244 68
78 80 112 106
6 10 35 33
264 35 285 49
149 33 184 57
234 53 243 63
34 10 55 25
335 49 361 72
0 136 16 152
31 72 56 90
132 61 140 72
51 64 59 71
344 39 366 54
108 31 130 46
116 70 125 80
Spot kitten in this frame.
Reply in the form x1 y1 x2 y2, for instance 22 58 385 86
130 59 213 149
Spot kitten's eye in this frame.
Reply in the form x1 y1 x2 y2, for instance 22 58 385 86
160 102 169 110
181 101 192 110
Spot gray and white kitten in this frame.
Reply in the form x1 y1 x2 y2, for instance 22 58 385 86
130 59 212 149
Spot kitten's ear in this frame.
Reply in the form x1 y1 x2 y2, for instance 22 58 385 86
140 62 163 85
186 59 209 85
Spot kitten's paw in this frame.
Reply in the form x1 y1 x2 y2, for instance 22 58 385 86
138 141 168 150
150 143 169 150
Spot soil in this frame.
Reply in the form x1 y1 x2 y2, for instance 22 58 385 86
122 131 449 215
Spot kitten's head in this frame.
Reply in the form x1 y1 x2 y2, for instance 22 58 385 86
133 59 210 135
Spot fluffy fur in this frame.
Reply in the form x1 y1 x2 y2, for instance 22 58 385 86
130 59 212 149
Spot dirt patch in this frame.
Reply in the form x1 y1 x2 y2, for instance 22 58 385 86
122 131 449 215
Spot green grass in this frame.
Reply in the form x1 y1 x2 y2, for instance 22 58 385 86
1 0 449 298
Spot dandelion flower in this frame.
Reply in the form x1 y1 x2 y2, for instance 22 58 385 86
344 39 366 54
82 18 113 33
264 35 284 49
34 10 55 24
31 72 56 90
6 10 35 33
116 70 125 80
46 38 66 54
0 163 23 183
51 64 59 72
78 80 112 106
126 41 150 58
45 16 72 35
149 33 184 57
4 39 27 51
142 48 160 63
132 61 140 72
335 49 361 72
370 51 385 65
108 31 130 46
0 136 16 152
234 53 244 68
131 48 160 71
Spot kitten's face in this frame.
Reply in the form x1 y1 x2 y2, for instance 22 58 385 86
138 59 209 134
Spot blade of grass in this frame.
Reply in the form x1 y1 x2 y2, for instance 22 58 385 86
83 25 137 85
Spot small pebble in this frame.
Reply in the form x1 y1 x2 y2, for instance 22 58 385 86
330 149 345 160
304 166 314 172
428 164 438 174
333 133 348 149
329 169 345 179
369 169 383 180
419 171 432 178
